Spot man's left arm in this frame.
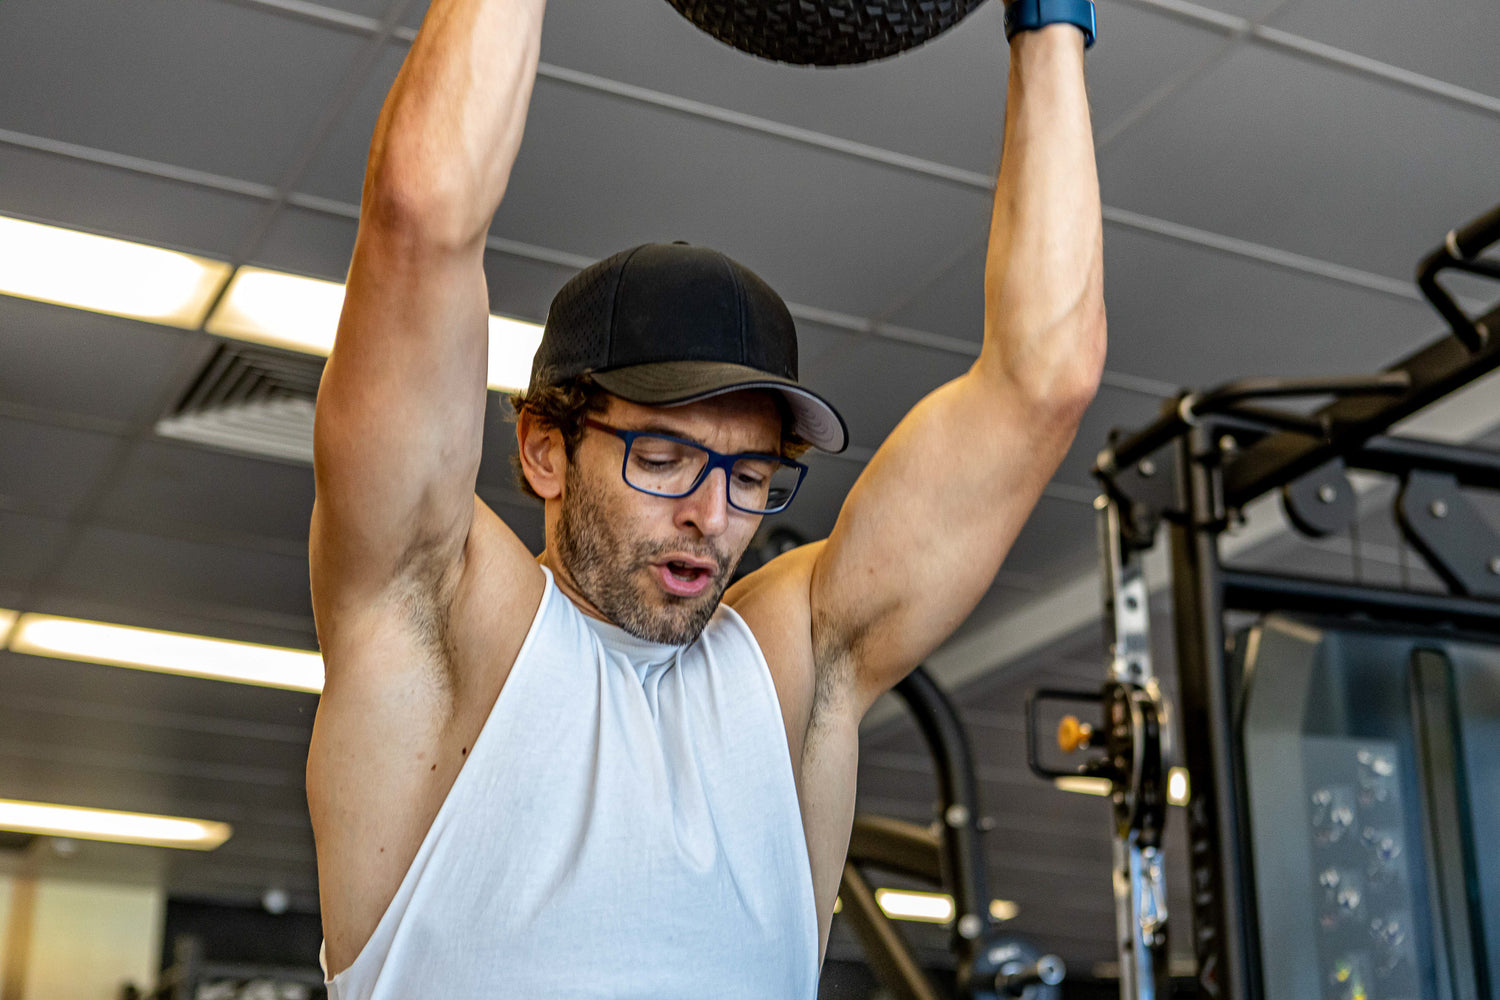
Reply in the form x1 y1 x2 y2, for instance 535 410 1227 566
810 24 1105 713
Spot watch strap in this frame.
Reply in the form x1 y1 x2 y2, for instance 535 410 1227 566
1004 0 1097 48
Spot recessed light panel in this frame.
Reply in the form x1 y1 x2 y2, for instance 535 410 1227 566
208 266 545 391
0 215 230 328
0 798 231 850
10 613 323 693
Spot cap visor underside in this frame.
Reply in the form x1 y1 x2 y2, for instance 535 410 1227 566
591 361 848 453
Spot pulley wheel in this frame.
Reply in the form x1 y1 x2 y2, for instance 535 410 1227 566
664 0 991 66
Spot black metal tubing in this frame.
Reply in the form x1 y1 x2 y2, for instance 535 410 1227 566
1220 569 1500 630
1417 202 1500 352
840 862 946 1000
1350 434 1500 486
890 667 990 939
848 814 944 883
1096 373 1411 480
1168 426 1258 1000
840 666 994 999
1221 295 1500 508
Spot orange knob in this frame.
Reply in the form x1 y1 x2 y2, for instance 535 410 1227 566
1057 715 1093 754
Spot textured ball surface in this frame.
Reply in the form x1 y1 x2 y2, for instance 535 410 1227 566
664 0 989 66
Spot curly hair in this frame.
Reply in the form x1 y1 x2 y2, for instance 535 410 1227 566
509 377 811 502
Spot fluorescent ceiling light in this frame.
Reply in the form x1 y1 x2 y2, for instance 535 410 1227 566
0 215 230 328
834 892 1017 923
1054 775 1113 797
0 608 15 639
0 798 230 850
487 314 546 392
205 267 345 354
10 613 323 693
206 266 544 391
1054 769 1191 805
874 888 954 924
1168 766 1190 806
989 899 1019 922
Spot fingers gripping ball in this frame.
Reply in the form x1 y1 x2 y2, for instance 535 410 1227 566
663 0 990 66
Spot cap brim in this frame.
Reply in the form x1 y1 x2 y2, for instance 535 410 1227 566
591 360 848 454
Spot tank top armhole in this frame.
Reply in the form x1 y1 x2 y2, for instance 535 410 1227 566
712 601 821 976
320 567 559 991
713 604 800 774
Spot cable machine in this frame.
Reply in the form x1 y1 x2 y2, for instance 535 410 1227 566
1031 203 1500 1000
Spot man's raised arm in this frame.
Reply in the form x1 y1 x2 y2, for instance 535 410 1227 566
311 0 545 637
809 24 1106 708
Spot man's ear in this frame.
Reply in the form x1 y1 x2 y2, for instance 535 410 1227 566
517 409 566 500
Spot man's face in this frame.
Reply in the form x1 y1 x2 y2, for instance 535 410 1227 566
551 392 782 645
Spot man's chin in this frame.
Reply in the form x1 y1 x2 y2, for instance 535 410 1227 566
627 579 726 645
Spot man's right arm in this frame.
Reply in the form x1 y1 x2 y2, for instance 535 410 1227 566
311 0 546 655
308 2 547 972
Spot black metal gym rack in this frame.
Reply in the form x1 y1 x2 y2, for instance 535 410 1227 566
843 666 1066 1000
1029 202 1500 1000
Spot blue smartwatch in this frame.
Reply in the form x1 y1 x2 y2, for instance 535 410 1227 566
1004 0 1097 48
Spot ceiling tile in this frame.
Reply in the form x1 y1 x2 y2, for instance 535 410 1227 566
249 208 361 282
1182 0 1286 18
1270 0 1500 100
0 0 370 186
93 440 316 545
0 510 72 589
997 495 1100 583
309 0 393 22
1102 225 1443 388
0 144 264 259
0 699 309 783
881 240 987 347
532 1 1224 177
0 417 123 517
302 72 995 320
482 251 582 325
49 526 313 621
291 42 409 206
802 336 975 449
0 297 211 426
1099 44 1500 280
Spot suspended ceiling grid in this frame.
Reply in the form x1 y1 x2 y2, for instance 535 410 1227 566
2 0 1499 976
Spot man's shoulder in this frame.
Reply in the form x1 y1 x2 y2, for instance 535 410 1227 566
725 545 823 737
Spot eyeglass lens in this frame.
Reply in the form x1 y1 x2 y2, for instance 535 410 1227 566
624 434 799 512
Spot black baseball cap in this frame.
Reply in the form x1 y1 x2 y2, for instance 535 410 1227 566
528 242 848 453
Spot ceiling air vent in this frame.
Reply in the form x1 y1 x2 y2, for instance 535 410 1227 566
155 343 324 464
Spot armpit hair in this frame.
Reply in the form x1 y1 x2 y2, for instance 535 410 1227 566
391 531 463 693
807 604 858 741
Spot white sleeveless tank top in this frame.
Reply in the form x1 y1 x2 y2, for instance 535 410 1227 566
321 567 820 999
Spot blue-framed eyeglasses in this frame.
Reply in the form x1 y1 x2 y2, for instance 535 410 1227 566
584 419 807 515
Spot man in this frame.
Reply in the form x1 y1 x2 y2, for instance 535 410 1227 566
307 0 1104 995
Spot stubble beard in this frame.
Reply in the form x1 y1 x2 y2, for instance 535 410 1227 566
555 463 737 646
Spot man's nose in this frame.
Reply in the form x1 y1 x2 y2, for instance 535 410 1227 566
676 466 731 536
